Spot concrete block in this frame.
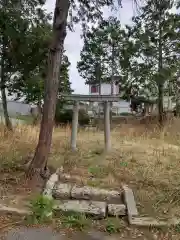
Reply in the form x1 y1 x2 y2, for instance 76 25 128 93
122 185 138 218
107 204 126 216
53 183 72 199
129 216 172 227
43 173 59 198
71 185 122 203
54 200 107 218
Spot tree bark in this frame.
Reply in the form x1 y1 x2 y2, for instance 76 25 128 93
175 81 180 117
158 82 164 125
158 18 163 126
176 94 180 117
1 86 12 130
27 0 70 179
0 39 13 131
110 41 115 123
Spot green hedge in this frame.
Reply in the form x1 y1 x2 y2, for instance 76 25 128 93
120 112 133 116
55 108 90 126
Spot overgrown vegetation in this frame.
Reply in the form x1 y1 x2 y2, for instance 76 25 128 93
1 0 180 238
27 195 54 224
58 212 90 231
1 120 180 220
104 217 125 233
55 108 90 126
1 121 180 238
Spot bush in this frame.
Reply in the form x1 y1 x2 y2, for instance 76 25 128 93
26 195 54 224
55 108 90 126
79 109 90 125
55 109 72 124
111 111 117 116
120 112 133 116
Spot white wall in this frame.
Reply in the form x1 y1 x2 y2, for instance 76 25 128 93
89 84 130 113
113 100 131 113
0 101 31 116
89 83 119 95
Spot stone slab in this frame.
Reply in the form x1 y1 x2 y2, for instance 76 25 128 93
71 185 122 203
122 185 138 218
59 94 121 102
54 200 107 218
52 183 72 199
129 216 180 227
43 172 59 197
107 204 126 216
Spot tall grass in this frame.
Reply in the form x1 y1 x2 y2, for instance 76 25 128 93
0 119 180 218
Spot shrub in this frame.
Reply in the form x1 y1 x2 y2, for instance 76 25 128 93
55 109 72 124
79 109 90 125
120 112 133 116
26 195 54 224
55 108 90 126
60 212 90 230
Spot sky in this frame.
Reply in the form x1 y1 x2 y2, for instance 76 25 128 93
44 0 134 94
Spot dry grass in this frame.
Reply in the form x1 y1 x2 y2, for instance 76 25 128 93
1 119 180 220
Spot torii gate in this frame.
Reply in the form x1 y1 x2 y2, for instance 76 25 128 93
59 94 121 152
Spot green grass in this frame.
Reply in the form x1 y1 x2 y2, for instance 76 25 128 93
16 114 34 124
0 112 33 124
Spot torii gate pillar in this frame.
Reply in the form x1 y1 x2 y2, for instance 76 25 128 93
71 101 79 151
104 101 111 151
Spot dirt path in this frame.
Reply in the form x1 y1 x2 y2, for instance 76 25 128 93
0 227 143 240
0 226 177 240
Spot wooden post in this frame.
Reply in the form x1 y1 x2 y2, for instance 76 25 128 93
71 101 79 151
104 101 111 151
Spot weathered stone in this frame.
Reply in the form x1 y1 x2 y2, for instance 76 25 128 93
53 183 72 199
60 173 71 180
43 172 59 198
71 185 122 203
129 216 180 227
54 200 107 218
107 204 126 216
122 185 138 219
129 217 169 227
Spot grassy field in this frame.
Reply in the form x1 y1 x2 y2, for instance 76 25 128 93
0 113 34 125
1 120 180 238
1 119 180 221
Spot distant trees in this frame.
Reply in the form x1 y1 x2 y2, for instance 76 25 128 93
0 0 50 129
21 0 180 179
77 17 133 99
78 0 180 124
126 0 180 124
27 0 124 179
10 51 72 108
77 18 123 84
0 1 72 128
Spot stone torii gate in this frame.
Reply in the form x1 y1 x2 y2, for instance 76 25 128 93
59 94 121 152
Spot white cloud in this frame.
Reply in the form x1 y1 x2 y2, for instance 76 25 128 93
45 0 134 94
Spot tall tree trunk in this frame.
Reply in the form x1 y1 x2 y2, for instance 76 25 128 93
0 39 12 131
27 0 70 179
158 19 163 126
96 61 101 118
1 86 12 130
158 82 164 125
110 41 115 123
175 79 180 117
176 90 180 117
